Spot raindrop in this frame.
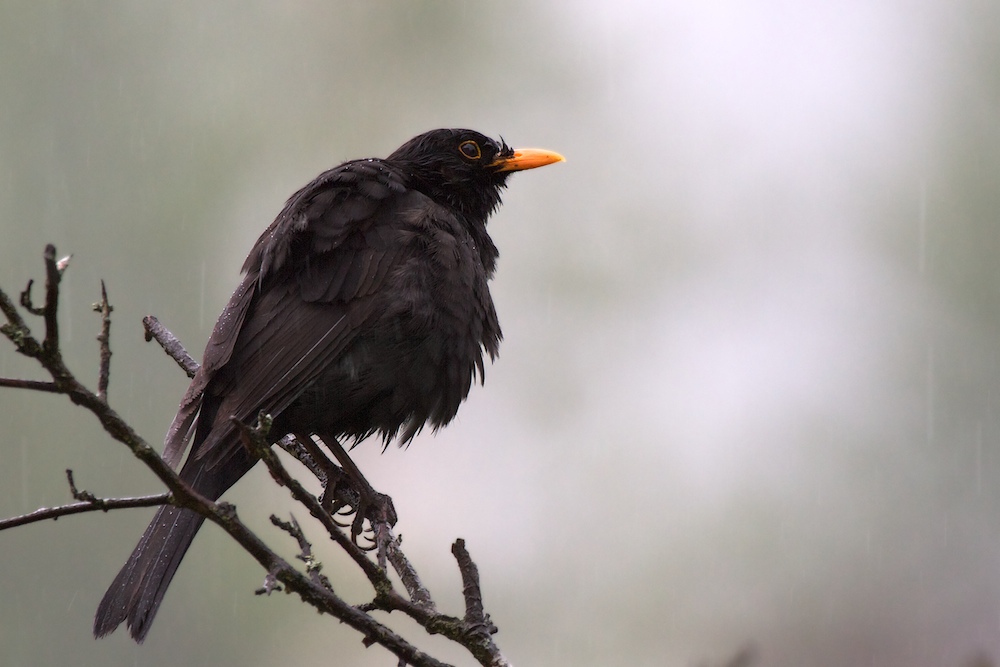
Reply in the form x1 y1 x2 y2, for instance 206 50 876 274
200 259 206 331
976 420 983 496
925 342 935 445
917 179 927 275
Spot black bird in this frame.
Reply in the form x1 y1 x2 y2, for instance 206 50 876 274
93 129 563 642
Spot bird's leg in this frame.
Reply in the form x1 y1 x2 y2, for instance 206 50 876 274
288 433 354 515
316 433 397 561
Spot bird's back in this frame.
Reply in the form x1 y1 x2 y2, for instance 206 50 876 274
185 160 501 470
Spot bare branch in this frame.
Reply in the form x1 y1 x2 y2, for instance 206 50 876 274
452 539 507 667
452 539 489 627
0 378 60 392
2 246 515 667
42 244 61 353
0 493 170 531
66 468 89 500
0 248 223 518
208 497 452 667
270 514 333 591
142 315 199 378
387 535 434 610
3 250 453 666
19 279 45 316
1 285 27 325
1 280 40 357
94 281 113 401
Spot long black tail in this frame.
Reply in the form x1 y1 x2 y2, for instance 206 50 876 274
93 504 206 642
94 440 255 642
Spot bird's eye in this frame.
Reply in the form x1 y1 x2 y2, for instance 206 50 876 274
459 141 482 160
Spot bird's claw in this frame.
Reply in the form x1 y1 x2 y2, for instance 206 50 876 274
320 474 396 562
346 491 396 565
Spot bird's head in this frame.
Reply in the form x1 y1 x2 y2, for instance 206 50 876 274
387 128 564 222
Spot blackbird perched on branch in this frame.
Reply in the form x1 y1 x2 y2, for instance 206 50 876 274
92 128 563 642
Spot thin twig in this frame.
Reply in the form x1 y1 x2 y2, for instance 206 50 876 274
452 539 489 628
0 284 26 326
0 284 39 358
19 280 44 316
257 569 283 595
0 493 170 531
451 539 507 667
42 244 61 354
66 469 91 501
0 378 60 392
142 315 199 378
387 535 434 609
270 514 333 591
94 280 112 401
0 249 226 518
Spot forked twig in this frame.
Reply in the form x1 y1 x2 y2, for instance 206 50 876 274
0 469 170 531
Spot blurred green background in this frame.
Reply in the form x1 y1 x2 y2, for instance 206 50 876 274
2 2 1000 666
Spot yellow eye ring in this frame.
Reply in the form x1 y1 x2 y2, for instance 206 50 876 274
459 140 482 160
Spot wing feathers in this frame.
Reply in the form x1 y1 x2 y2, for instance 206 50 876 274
175 161 481 470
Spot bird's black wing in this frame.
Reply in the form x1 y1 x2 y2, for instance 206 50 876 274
163 159 440 472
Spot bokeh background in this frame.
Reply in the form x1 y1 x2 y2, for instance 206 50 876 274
2 2 1000 666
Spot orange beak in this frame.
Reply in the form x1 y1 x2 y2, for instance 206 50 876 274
490 148 566 172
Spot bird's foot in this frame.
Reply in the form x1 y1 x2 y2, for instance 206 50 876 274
312 433 398 563
350 490 397 566
318 472 396 564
